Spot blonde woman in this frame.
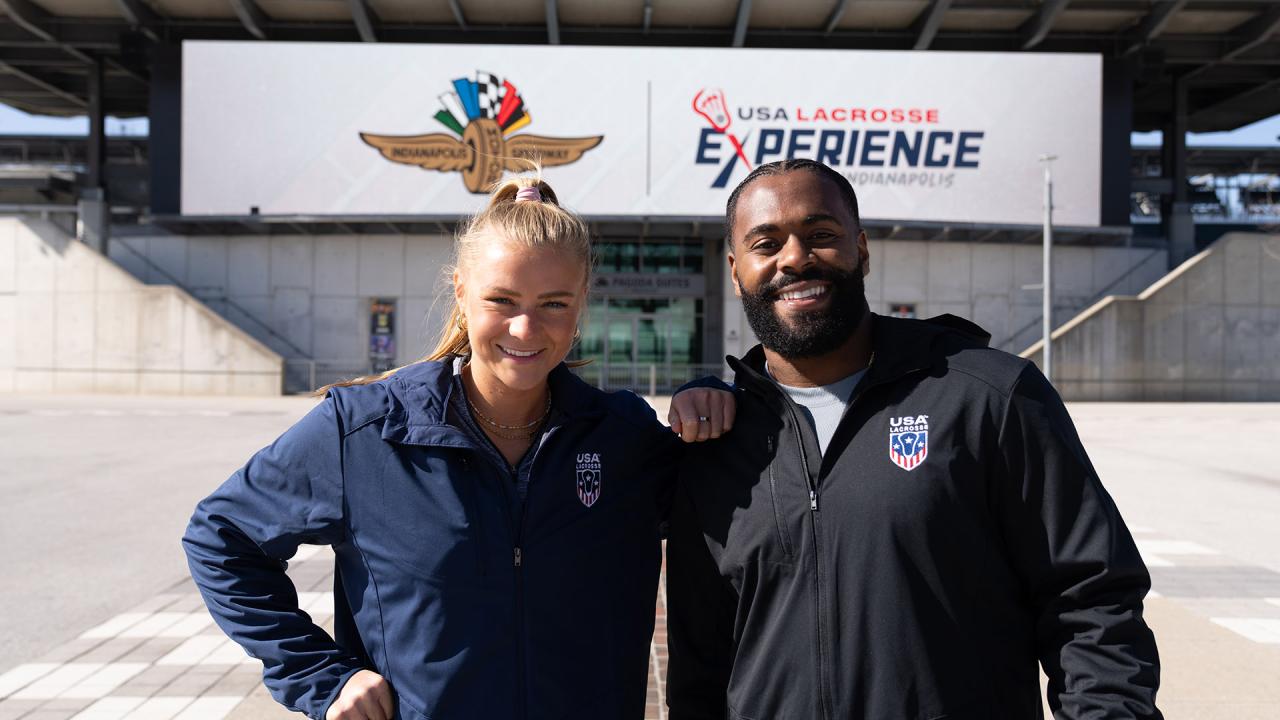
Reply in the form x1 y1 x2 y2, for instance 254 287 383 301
183 177 734 720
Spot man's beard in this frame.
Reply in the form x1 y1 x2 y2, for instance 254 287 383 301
739 262 869 359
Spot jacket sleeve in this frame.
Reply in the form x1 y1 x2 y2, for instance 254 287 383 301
674 374 734 395
665 476 736 720
995 365 1162 720
182 395 366 720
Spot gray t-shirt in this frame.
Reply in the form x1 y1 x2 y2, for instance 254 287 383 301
767 365 867 455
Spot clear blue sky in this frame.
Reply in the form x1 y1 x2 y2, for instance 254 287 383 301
2 102 1278 146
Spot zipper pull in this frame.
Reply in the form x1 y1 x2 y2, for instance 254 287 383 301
513 547 522 568
809 489 818 511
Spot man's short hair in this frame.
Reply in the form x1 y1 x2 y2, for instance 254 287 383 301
724 159 862 247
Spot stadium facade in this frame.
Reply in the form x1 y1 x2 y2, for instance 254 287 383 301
2 1 1279 396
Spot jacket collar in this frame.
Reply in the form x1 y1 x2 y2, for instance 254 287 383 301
727 313 990 401
379 357 603 446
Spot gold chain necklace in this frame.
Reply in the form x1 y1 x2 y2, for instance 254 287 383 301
467 393 551 440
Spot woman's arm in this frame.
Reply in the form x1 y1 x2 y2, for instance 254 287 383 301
182 396 371 720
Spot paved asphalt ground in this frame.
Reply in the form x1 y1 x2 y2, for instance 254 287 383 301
2 393 1279 719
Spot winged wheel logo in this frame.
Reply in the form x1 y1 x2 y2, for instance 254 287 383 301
360 71 604 193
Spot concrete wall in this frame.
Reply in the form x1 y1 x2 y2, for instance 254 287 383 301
722 239 1168 359
1022 233 1280 401
0 217 283 395
108 231 454 387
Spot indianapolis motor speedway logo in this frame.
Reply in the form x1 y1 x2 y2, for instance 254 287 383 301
361 71 604 193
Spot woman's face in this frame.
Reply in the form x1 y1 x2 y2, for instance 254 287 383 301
456 234 587 394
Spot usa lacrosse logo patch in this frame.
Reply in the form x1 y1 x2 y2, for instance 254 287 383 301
576 452 602 507
888 415 929 471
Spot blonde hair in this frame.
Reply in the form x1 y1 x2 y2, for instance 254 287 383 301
318 174 591 394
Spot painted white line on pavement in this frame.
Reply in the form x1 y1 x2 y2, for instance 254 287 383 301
120 613 190 639
61 662 148 699
156 636 224 666
291 545 322 562
1128 525 1156 534
12 663 104 699
1211 617 1280 644
126 696 198 720
1135 540 1218 556
70 695 147 720
0 662 60 698
200 639 250 666
170 695 245 720
158 613 215 638
81 613 152 640
1139 553 1174 568
298 592 335 616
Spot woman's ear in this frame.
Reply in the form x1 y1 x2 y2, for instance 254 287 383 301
453 268 465 305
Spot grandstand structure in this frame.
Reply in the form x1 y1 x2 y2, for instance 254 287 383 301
2 0 1279 394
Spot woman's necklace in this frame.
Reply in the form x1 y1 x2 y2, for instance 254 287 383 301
467 392 552 440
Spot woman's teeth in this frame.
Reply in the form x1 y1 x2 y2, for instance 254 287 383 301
500 346 541 358
778 285 828 301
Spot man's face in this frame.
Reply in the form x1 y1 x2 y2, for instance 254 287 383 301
728 171 871 359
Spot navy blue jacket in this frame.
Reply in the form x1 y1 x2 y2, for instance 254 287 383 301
183 359 678 720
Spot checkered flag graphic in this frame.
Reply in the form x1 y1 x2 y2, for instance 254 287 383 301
476 71 502 119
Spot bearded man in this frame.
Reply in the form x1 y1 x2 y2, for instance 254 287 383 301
665 159 1162 720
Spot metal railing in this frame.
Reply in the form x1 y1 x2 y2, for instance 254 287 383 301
284 359 730 396
283 359 379 394
571 363 729 395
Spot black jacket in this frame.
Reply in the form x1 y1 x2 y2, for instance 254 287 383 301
666 314 1161 720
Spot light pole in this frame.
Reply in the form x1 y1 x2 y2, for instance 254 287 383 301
1039 154 1057 385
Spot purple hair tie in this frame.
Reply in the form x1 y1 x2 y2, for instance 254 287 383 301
515 186 543 203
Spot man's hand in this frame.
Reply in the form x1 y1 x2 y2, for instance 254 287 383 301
668 388 736 443
326 670 393 720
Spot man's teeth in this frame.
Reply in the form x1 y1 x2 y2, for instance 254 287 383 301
778 285 828 301
501 346 541 358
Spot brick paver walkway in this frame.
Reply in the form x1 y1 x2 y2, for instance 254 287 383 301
0 546 671 720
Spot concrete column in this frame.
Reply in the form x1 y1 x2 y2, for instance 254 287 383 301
1162 77 1194 268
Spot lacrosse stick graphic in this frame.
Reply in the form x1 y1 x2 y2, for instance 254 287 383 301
693 88 753 171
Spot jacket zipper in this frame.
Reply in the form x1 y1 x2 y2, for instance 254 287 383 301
484 455 528 720
780 402 831 720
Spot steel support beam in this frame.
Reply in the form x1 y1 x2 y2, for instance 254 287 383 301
113 0 161 42
1191 75 1280 120
447 0 467 29
0 0 94 63
1019 0 1069 50
912 0 952 51
733 0 752 47
0 59 87 107
229 0 269 40
87 57 104 189
1222 4 1280 64
823 0 849 35
545 0 559 44
1162 77 1194 268
1183 4 1280 82
642 0 652 34
1122 0 1186 56
348 0 379 42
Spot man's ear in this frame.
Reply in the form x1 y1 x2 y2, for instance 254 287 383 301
727 251 743 298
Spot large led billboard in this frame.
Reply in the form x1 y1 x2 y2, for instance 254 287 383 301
182 42 1101 226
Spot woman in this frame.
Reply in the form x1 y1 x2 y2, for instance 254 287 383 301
182 176 733 720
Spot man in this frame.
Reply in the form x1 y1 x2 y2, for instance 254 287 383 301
665 159 1161 720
